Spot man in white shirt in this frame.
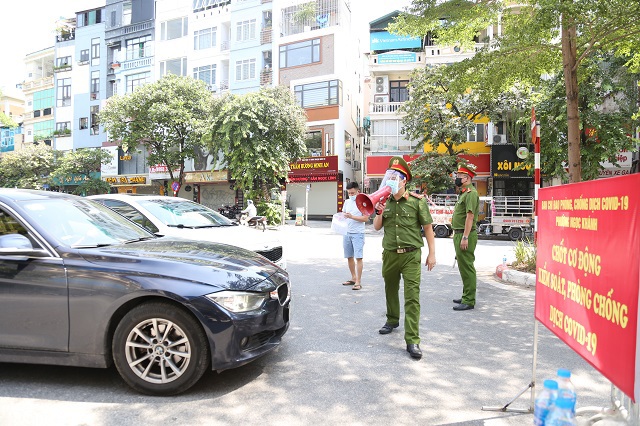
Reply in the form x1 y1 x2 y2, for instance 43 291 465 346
341 182 368 290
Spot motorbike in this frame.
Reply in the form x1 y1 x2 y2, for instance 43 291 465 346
218 204 242 220
239 213 267 232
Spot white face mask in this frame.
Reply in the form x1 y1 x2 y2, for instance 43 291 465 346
349 195 356 201
386 179 399 194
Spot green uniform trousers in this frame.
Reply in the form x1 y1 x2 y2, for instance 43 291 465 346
454 232 477 306
381 249 422 344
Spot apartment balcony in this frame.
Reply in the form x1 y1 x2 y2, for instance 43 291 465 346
261 28 272 44
122 57 153 70
260 69 272 86
369 101 403 115
369 51 425 73
280 0 340 37
22 77 54 93
423 43 486 65
106 19 153 39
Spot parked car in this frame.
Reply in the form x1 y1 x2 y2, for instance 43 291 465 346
89 194 286 269
0 189 290 395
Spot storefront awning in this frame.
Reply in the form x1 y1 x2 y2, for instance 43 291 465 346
366 154 490 178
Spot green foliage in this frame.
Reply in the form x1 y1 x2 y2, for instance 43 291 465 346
391 0 640 182
512 237 537 274
400 65 491 155
257 200 288 226
206 86 307 202
51 148 112 195
100 74 215 189
0 143 58 189
408 152 460 194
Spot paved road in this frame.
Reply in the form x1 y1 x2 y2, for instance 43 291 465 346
0 221 612 426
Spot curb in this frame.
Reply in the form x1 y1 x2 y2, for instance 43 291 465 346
495 265 536 288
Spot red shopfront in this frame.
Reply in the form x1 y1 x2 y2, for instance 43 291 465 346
287 156 343 219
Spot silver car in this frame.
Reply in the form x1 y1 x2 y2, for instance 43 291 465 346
89 195 286 269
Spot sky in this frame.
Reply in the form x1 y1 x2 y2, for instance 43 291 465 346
1 1 102 95
0 0 410 96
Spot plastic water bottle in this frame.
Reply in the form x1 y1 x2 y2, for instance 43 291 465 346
534 379 558 426
502 254 507 267
545 397 577 425
556 369 577 414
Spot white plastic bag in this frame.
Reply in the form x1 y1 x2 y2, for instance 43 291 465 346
331 212 348 235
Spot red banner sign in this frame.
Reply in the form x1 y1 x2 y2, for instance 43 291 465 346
535 174 640 401
288 155 339 176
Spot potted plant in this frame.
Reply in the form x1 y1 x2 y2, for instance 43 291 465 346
293 2 316 31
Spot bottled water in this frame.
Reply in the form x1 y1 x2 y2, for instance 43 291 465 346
502 254 507 266
534 379 558 426
545 397 577 425
556 369 577 413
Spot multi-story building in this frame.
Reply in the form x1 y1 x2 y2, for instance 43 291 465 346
275 0 361 218
0 89 25 154
364 11 493 198
21 47 55 150
102 0 158 194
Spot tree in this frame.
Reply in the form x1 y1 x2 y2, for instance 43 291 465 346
0 143 57 189
401 64 495 156
536 54 639 181
391 0 640 182
409 151 461 194
206 86 307 201
51 148 112 195
99 74 215 193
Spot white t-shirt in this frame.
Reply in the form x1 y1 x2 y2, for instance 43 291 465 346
342 197 365 234
242 204 257 217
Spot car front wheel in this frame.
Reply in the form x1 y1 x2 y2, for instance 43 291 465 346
112 302 210 395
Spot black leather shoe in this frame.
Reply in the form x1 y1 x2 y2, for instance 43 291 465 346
453 303 474 311
406 344 422 359
379 323 399 334
452 298 462 304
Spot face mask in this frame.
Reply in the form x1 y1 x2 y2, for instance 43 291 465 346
386 179 399 194
349 195 356 201
455 178 463 187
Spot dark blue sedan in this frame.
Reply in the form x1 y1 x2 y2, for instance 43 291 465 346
0 189 290 395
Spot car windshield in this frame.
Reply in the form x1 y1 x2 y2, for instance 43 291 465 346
22 198 155 248
138 199 234 228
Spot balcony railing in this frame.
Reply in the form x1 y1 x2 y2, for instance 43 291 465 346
370 102 403 114
280 0 340 37
260 69 272 86
22 77 54 92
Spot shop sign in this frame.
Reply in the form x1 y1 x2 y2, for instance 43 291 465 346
288 174 337 183
103 175 148 185
288 155 338 176
491 144 533 178
184 170 228 183
377 52 417 64
370 31 421 50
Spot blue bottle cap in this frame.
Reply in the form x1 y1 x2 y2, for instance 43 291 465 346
557 369 571 378
554 397 573 409
544 379 558 389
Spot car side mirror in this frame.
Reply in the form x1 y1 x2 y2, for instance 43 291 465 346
0 234 49 258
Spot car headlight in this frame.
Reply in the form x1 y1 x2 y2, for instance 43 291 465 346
205 291 267 313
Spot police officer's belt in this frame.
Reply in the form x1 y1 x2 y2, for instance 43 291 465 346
395 247 418 254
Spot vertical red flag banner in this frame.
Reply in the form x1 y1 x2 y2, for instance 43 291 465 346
535 174 640 401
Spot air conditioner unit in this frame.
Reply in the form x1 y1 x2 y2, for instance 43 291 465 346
375 76 389 94
374 94 389 103
352 160 361 171
493 134 507 144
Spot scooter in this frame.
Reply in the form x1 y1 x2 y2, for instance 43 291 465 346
218 204 242 220
239 213 267 231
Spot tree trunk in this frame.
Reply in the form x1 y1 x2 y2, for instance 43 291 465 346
561 13 582 183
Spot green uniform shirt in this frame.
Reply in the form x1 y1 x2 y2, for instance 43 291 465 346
381 192 433 251
451 186 479 229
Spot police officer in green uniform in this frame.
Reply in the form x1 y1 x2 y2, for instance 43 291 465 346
372 157 436 360
451 164 479 311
